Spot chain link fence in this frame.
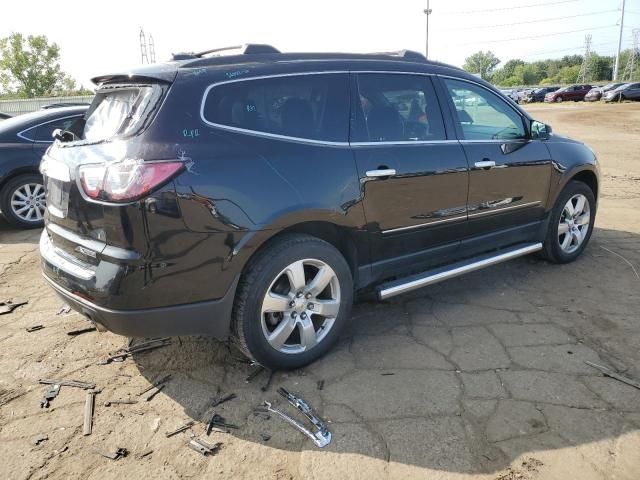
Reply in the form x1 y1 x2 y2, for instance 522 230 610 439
0 95 94 116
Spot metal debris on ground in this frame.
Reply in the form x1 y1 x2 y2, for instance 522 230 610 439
261 370 275 392
138 374 172 396
253 409 271 420
257 388 331 448
210 392 236 408
136 449 153 459
67 327 96 336
316 380 325 390
585 361 640 390
381 372 395 376
32 434 48 445
39 379 95 390
0 299 28 315
83 389 101 436
165 420 195 437
245 363 265 383
145 384 166 402
260 433 271 442
103 399 138 407
26 325 44 332
40 384 60 408
188 438 221 456
56 304 72 315
97 338 171 365
206 412 238 435
93 447 128 460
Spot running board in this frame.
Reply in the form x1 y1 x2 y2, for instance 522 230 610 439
378 242 543 300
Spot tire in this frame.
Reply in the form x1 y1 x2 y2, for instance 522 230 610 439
555 96 563 103
231 233 353 370
542 181 596 264
0 173 46 229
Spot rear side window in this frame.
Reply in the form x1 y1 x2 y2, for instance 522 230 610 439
201 73 349 142
351 73 446 142
443 78 526 141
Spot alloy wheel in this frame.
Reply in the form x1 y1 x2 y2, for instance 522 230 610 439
260 258 341 354
10 183 46 223
558 193 590 254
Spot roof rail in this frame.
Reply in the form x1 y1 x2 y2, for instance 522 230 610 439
171 44 280 61
375 49 427 62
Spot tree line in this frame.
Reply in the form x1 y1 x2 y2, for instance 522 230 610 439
462 50 640 87
0 33 93 98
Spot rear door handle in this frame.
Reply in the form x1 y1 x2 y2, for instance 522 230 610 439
474 160 496 169
366 169 397 178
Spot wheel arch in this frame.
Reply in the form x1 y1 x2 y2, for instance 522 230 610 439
0 167 42 193
238 221 361 286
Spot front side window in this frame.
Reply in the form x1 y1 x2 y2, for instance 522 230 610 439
443 78 526 141
202 73 349 142
352 73 446 142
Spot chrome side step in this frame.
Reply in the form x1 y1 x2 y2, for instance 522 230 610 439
378 242 543 300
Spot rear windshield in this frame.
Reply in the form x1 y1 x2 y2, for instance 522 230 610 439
80 84 163 142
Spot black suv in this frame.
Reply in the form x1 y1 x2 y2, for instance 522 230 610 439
40 45 599 369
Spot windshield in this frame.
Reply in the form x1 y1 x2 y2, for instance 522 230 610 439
556 87 568 93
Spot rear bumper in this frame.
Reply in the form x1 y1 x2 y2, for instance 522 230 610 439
42 273 238 338
40 230 238 338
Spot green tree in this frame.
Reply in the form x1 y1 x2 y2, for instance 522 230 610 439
588 54 612 82
463 51 501 80
0 33 79 97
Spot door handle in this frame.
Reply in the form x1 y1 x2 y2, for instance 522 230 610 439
366 168 397 178
474 160 496 169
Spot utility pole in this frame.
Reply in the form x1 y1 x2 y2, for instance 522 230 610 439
577 34 592 83
613 0 626 80
139 28 149 64
424 1 432 59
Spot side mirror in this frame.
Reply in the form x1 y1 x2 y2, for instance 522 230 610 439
531 120 551 140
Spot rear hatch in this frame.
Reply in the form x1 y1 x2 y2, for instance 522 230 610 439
41 75 175 265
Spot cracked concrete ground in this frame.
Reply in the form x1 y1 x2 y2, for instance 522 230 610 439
1 102 639 479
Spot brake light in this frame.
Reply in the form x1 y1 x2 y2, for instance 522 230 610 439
78 159 184 202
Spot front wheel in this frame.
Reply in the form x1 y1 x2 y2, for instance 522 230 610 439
231 234 353 369
542 181 596 263
555 96 563 103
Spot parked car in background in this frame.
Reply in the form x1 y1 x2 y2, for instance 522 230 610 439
585 83 624 102
603 82 640 102
500 89 520 103
523 86 560 103
40 45 599 369
0 106 87 228
544 84 592 102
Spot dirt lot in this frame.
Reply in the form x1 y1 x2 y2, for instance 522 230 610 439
1 102 639 480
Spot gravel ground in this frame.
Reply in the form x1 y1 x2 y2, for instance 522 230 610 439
1 102 639 480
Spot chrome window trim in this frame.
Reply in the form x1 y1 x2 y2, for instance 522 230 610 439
351 139 459 147
382 214 467 234
467 201 541 218
16 114 84 144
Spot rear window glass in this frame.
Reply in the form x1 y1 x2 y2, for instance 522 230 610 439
19 115 83 142
82 85 159 142
202 73 349 142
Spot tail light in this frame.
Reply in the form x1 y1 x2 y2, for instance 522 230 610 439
78 159 184 203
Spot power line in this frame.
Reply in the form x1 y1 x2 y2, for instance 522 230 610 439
447 9 617 31
521 41 619 59
455 25 616 46
441 0 579 15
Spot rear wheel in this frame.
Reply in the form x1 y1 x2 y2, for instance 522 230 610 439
0 174 46 229
542 181 595 263
231 234 353 369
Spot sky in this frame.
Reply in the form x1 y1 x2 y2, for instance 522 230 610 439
2 0 639 87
